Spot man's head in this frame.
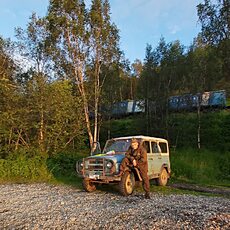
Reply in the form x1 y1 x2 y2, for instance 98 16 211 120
131 138 139 150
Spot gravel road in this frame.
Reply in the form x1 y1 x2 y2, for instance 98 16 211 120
0 183 229 229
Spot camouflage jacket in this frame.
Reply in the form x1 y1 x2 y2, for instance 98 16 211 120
125 146 147 166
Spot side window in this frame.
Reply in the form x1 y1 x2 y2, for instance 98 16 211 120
151 142 160 153
143 141 150 153
159 142 167 153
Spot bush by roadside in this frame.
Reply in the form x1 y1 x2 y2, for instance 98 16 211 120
0 148 88 184
0 149 52 183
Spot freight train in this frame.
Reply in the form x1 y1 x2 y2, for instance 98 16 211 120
110 90 226 117
111 100 145 117
168 90 226 111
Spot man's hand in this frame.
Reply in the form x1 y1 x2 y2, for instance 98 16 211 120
133 159 137 167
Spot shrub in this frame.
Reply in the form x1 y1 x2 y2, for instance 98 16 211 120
0 149 52 182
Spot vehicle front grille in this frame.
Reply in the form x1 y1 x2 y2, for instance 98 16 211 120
84 158 105 176
83 158 114 177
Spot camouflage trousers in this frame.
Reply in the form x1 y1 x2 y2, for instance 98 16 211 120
120 158 150 193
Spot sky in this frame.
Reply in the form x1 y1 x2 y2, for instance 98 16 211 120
0 0 203 63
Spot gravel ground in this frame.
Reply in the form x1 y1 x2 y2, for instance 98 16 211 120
0 183 229 230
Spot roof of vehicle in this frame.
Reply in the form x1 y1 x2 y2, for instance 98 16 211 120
110 135 168 143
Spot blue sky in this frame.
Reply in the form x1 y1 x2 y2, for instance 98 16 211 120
0 0 203 63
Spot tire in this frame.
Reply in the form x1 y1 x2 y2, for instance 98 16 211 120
119 171 135 196
157 168 168 186
82 178 96 192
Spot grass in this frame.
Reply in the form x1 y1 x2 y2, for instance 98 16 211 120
0 146 229 198
170 148 230 186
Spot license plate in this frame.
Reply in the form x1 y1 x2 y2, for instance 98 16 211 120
89 174 99 179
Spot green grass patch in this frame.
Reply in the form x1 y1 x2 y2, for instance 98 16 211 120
170 148 230 186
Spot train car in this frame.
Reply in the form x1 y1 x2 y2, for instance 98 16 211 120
168 90 226 111
168 96 180 111
133 100 145 113
168 94 199 111
111 100 145 117
111 101 129 117
179 94 198 110
200 90 226 108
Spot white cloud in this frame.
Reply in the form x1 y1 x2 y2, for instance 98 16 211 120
169 25 181 35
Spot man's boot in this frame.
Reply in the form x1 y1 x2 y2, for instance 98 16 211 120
145 192 150 199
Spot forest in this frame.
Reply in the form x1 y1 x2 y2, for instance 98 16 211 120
0 0 229 184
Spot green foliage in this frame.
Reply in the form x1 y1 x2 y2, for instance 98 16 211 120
0 149 52 182
0 75 86 156
168 110 230 150
221 112 230 152
168 112 198 148
197 0 229 44
100 116 146 146
47 152 84 177
171 148 230 185
197 0 230 82
44 80 86 152
100 110 230 152
46 150 89 187
0 148 89 185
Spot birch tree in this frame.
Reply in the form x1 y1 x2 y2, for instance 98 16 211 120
47 0 120 150
88 0 120 145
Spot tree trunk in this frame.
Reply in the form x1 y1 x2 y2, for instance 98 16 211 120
74 65 94 150
81 84 94 150
93 59 100 149
197 104 201 149
39 108 45 152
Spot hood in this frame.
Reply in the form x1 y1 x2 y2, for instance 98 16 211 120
87 153 125 164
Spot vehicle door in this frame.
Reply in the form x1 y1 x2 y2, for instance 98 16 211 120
142 141 153 177
150 141 162 177
158 141 170 169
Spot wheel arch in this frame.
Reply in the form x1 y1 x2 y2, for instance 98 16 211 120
161 163 170 176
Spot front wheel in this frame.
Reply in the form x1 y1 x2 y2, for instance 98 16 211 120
82 178 96 192
119 171 135 196
157 168 168 186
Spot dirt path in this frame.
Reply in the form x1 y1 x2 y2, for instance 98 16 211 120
169 183 230 197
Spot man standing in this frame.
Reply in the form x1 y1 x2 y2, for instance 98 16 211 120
118 138 150 199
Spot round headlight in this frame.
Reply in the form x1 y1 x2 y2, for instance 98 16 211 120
106 161 113 169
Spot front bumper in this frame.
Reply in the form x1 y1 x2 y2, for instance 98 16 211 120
76 158 120 183
78 174 121 183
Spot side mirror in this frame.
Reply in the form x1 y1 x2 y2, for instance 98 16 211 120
91 142 101 155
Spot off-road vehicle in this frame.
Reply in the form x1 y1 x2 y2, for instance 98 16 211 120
76 135 171 196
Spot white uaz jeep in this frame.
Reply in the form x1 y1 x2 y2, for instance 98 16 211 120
76 135 171 196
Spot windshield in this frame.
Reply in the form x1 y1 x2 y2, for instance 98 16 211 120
103 139 132 154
